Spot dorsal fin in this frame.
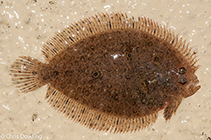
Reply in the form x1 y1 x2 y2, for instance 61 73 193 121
41 12 128 61
41 12 198 71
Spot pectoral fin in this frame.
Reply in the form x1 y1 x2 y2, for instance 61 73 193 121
163 97 183 121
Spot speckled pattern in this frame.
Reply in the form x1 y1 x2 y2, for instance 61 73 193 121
8 12 200 133
0 0 211 140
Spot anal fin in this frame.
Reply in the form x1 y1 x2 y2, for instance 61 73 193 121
45 85 159 133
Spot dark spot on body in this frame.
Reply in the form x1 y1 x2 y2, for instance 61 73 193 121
154 56 159 61
81 56 85 61
104 53 108 58
127 52 132 59
90 45 95 50
143 34 148 38
114 94 118 100
148 42 153 46
92 71 100 78
54 71 58 75
65 71 69 75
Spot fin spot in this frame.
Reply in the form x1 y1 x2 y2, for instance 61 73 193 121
65 100 68 104
32 71 37 75
108 21 111 29
52 48 57 52
171 39 174 44
154 29 156 33
69 37 74 42
89 28 92 33
81 109 85 113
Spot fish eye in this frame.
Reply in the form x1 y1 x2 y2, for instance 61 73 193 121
178 67 187 74
92 71 100 78
178 77 187 85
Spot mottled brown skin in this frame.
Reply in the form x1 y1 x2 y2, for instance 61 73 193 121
9 13 201 133
37 28 199 119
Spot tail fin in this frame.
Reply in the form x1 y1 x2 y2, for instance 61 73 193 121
9 56 46 93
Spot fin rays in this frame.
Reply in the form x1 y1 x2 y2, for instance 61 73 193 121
45 86 158 133
42 12 199 72
9 56 45 93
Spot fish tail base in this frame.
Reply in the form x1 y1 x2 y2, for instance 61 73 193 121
9 56 45 93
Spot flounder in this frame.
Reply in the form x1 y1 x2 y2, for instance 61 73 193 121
9 12 201 133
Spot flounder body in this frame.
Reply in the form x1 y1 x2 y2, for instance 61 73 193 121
9 12 201 133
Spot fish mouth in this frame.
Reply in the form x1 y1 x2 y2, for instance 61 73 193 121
186 78 201 98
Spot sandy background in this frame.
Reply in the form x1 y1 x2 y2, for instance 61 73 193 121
0 0 211 140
